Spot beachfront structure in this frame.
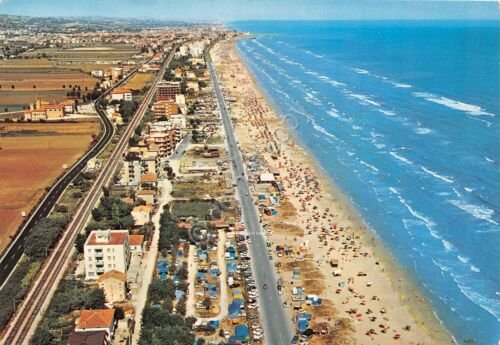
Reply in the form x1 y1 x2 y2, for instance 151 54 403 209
84 230 130 280
97 270 127 304
156 80 180 101
111 88 133 101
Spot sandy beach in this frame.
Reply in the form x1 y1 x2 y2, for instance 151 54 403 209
212 38 455 345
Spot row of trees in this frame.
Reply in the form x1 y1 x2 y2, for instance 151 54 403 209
31 280 109 345
139 208 195 345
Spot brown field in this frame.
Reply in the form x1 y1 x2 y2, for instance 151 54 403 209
0 121 101 253
0 59 55 69
122 73 155 91
57 63 117 74
0 71 98 91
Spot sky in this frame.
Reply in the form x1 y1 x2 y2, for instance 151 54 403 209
0 0 498 21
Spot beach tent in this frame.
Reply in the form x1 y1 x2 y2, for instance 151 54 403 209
175 289 185 301
234 324 250 343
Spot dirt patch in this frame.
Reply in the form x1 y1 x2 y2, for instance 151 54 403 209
271 221 303 237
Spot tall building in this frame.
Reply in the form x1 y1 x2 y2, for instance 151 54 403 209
156 80 180 101
84 230 130 280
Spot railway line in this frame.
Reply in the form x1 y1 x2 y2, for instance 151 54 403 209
1 48 176 345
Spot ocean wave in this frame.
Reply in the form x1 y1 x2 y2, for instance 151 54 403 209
352 125 362 130
327 109 340 118
484 156 495 163
346 151 355 157
349 93 381 107
432 259 452 272
448 199 498 225
360 160 379 173
304 50 324 58
421 166 454 183
414 127 432 135
413 92 494 117
353 68 370 75
457 255 470 263
453 276 500 322
389 151 414 165
311 121 338 141
442 239 455 252
389 187 439 236
379 109 396 116
470 265 481 273
392 82 412 88
327 80 346 87
304 70 319 76
464 187 474 192
304 91 322 106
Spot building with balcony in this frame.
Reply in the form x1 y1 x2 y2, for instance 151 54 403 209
156 80 180 101
84 230 130 280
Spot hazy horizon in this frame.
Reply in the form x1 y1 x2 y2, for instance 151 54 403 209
0 0 499 21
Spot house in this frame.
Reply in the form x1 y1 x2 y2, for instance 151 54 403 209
68 330 109 345
131 205 152 228
111 67 123 80
111 88 132 101
41 104 65 119
91 70 104 78
84 230 130 280
136 190 155 205
76 309 115 337
24 109 48 121
129 235 145 254
140 173 158 190
60 99 77 114
97 270 127 304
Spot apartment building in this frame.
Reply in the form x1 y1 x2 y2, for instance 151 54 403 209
111 88 133 101
152 100 179 118
84 230 130 280
120 151 141 187
156 80 180 101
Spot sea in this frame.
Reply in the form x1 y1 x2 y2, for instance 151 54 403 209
231 21 500 344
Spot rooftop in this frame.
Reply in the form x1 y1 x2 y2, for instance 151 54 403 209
77 309 115 330
86 230 128 246
97 269 126 283
129 234 145 246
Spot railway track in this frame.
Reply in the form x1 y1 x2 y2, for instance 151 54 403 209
1 47 176 345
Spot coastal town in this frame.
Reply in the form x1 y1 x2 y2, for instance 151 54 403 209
0 13 458 345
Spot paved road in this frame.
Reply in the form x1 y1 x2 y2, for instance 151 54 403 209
1 48 176 345
206 45 294 345
0 58 152 287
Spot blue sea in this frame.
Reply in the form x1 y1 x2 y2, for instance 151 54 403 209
231 21 500 344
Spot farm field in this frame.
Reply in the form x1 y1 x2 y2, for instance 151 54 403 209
122 72 154 91
0 120 101 253
0 44 142 112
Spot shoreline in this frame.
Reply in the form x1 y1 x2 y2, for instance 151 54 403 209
213 37 455 344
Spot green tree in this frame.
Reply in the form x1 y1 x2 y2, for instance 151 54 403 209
31 327 54 345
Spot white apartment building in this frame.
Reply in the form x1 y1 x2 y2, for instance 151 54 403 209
84 230 130 280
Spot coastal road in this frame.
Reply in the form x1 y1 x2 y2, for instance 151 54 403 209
1 47 177 345
0 58 152 287
206 44 294 345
